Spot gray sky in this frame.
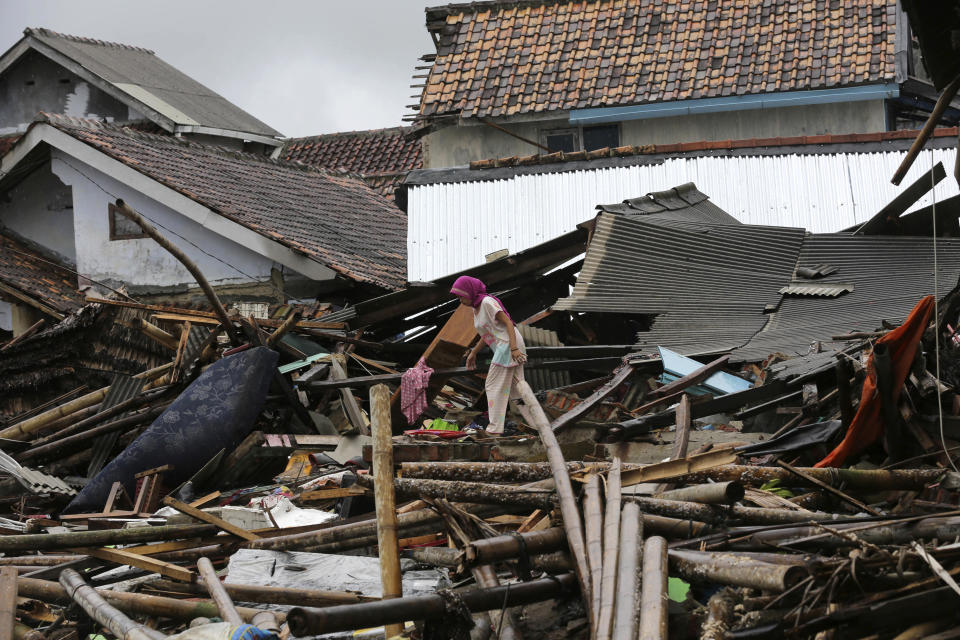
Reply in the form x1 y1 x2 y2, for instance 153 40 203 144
0 1 435 138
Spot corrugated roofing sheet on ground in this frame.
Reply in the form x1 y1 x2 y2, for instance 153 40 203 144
554 212 806 357
734 234 960 361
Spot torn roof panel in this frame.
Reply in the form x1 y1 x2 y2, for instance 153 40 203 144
597 182 741 226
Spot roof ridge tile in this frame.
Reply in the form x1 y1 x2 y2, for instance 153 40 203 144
25 27 155 54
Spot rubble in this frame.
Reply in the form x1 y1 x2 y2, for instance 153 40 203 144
4 41 960 640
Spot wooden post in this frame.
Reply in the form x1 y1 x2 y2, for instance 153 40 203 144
597 449 623 640
196 558 243 627
370 384 403 639
583 474 603 625
638 537 668 640
515 380 594 633
611 502 641 640
0 567 17 640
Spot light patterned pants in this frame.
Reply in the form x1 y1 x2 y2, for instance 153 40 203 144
485 363 525 433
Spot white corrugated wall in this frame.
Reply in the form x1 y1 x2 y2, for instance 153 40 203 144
407 148 959 282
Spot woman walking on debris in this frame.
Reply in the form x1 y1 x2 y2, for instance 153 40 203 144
451 276 527 435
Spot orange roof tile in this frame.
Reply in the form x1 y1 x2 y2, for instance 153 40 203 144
416 0 898 121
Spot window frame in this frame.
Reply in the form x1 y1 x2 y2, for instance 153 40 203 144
108 203 149 241
539 123 621 153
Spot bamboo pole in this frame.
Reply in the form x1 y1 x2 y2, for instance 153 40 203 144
408 547 572 573
583 474 603 625
58 569 161 640
668 550 807 592
130 317 179 351
114 200 240 344
0 363 171 440
265 310 300 348
472 565 521 640
13 623 45 640
196 558 243 627
891 73 960 185
19 406 164 462
370 383 403 639
286 574 577 636
672 465 948 491
0 525 219 553
597 450 622 640
515 380 593 628
149 579 379 607
638 537 668 640
400 461 606 482
465 528 568 566
654 482 744 505
701 589 737 640
0 567 17 640
611 502 642 640
18 577 279 624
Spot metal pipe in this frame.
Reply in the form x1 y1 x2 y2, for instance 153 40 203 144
286 573 578 636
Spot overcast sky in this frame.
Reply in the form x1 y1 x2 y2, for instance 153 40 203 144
0 1 435 138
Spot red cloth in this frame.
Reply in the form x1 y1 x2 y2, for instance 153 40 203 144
400 358 434 425
815 295 935 468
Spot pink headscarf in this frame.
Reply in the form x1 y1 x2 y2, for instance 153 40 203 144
450 276 512 321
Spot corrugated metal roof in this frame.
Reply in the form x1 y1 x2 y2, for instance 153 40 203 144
554 212 806 356
24 28 281 139
406 147 958 282
734 233 960 361
597 182 742 226
779 283 854 297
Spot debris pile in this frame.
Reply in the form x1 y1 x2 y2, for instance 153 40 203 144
4 136 960 640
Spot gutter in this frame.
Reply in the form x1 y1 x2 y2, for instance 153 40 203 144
569 83 901 125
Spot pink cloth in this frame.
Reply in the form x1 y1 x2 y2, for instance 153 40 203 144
450 275 512 321
400 358 434 425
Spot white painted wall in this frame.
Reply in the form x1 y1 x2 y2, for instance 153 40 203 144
407 147 960 282
0 163 75 262
50 150 286 290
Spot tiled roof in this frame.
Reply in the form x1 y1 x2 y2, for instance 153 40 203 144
0 232 83 316
0 135 21 158
280 127 422 176
467 127 960 170
38 114 406 291
280 128 423 200
416 0 898 121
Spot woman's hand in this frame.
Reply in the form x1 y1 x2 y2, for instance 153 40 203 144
466 352 477 369
511 347 527 365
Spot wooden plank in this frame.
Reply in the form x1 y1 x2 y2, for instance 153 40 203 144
398 533 444 547
188 492 221 508
329 356 369 435
551 362 634 433
162 496 261 542
88 298 346 329
650 354 731 399
618 447 739 488
123 539 209 555
516 509 549 534
80 547 195 582
300 487 367 502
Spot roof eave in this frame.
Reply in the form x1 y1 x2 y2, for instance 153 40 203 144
4 122 340 283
